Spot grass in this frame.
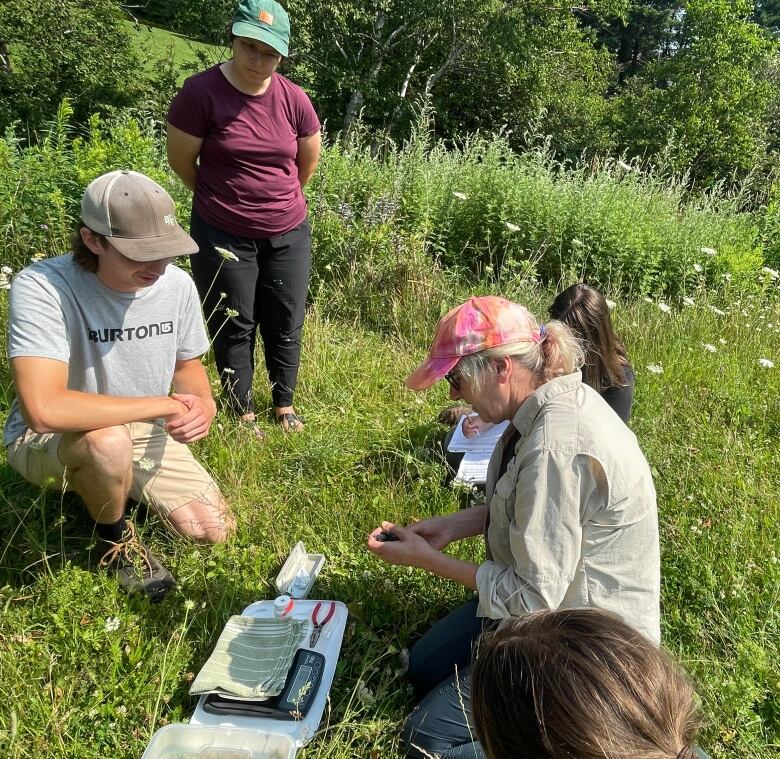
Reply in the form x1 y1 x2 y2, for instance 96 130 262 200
124 21 225 85
0 277 778 757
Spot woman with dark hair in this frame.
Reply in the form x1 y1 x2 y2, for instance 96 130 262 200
548 283 634 423
167 0 321 435
472 609 710 759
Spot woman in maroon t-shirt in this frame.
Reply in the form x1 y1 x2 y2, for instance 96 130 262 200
167 0 321 434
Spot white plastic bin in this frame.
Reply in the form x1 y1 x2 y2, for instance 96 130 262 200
141 724 296 759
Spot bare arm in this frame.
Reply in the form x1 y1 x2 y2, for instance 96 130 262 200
12 357 186 434
165 358 218 443
166 123 204 193
296 131 321 187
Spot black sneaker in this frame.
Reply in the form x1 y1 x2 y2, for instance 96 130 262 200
98 520 176 601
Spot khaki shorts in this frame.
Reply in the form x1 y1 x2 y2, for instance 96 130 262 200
6 422 220 517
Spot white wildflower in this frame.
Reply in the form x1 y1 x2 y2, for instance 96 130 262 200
222 367 235 375
646 364 664 375
722 272 732 281
657 302 671 314
215 246 239 262
758 358 775 369
693 263 703 273
761 266 779 280
137 457 155 472
219 291 227 299
605 299 616 310
104 617 121 633
708 305 726 316
700 247 717 257
683 297 695 307
702 343 717 353
719 338 727 345
1 265 11 274
505 222 521 232
452 191 468 200
116 705 127 716
571 238 584 247
184 599 196 611
225 308 239 318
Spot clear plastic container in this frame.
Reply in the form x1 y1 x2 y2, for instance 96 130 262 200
141 725 296 759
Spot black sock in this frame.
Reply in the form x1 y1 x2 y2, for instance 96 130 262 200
96 517 127 544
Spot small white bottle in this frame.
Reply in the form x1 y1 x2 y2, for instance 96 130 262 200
274 595 294 618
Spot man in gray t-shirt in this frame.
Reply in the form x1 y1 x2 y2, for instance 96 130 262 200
5 170 234 600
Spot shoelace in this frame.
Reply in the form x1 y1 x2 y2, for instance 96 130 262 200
98 523 153 575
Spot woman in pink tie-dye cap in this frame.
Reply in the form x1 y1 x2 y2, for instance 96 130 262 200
367 295 660 759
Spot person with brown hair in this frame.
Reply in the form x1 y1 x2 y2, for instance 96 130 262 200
472 608 710 759
548 282 634 423
367 296 660 758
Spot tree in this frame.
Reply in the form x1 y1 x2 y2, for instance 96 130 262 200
0 0 144 132
612 0 775 185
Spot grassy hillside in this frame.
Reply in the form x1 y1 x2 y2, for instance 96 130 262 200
125 21 225 84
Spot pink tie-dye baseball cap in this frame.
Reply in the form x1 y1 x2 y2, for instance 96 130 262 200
405 296 542 390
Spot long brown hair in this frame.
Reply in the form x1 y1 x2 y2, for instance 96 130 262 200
548 284 628 393
70 223 101 273
471 609 701 759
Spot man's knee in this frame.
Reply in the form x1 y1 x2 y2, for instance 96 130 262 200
59 426 132 476
165 498 235 544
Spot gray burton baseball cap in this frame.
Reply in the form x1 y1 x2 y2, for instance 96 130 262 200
81 170 198 261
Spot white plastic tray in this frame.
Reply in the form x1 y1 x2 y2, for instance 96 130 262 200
141 724 295 759
189 599 348 749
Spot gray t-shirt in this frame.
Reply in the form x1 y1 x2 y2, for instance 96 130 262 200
4 255 209 445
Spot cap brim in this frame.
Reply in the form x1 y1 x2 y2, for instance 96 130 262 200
232 21 288 56
405 355 461 391
109 226 199 261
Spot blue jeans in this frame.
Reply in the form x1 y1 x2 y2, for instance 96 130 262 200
401 600 494 758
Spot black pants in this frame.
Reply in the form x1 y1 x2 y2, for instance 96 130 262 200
401 600 494 759
190 211 312 414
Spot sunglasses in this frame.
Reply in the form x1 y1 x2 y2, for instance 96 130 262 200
444 370 462 392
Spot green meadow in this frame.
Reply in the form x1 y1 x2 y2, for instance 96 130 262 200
0 114 778 757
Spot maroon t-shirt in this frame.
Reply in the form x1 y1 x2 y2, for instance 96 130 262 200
168 66 320 238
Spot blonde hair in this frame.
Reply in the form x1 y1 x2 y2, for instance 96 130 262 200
456 319 584 393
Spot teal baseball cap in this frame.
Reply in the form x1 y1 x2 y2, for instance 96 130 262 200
231 0 290 57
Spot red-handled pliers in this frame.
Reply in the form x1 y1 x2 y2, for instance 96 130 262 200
309 601 336 647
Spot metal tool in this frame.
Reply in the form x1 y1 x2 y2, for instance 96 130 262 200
309 601 336 647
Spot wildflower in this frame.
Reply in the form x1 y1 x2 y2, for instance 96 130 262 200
700 247 717 257
222 367 235 375
357 684 375 704
702 343 717 353
395 648 410 677
719 338 727 345
758 358 775 369
1 265 11 274
722 273 732 281
452 191 468 200
605 299 616 310
693 263 703 273
225 308 239 318
215 246 239 262
184 599 196 611
761 266 779 280
40 224 49 230
219 291 227 300
571 238 584 247
505 222 521 232
657 302 671 314
683 297 695 307
646 364 664 375
104 617 121 633
31 253 45 262
138 457 155 472
708 305 726 316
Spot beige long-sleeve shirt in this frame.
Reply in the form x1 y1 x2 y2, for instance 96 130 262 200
476 371 661 643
